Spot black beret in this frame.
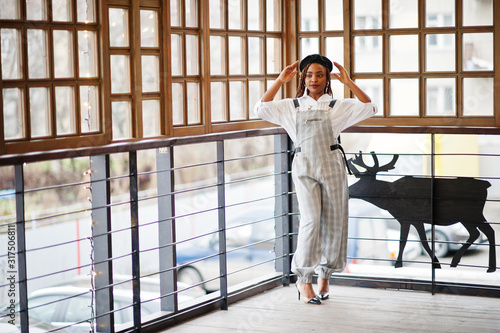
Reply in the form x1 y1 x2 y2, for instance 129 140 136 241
299 54 333 72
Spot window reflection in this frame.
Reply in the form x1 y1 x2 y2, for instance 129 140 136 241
463 33 493 71
426 78 455 116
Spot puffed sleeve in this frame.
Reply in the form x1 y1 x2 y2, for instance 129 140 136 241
338 99 377 131
253 98 292 127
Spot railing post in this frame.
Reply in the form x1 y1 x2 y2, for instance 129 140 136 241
431 133 436 295
216 141 228 310
156 147 178 312
90 154 114 332
14 164 29 333
129 151 141 329
274 134 293 286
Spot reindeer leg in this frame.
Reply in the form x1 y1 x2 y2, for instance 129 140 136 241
451 223 480 268
414 224 441 269
395 222 410 268
476 223 496 273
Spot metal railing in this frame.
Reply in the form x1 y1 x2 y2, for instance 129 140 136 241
1 128 500 333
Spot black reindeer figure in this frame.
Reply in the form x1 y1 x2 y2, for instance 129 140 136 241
348 151 496 273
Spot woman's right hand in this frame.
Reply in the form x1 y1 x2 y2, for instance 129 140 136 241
278 60 300 83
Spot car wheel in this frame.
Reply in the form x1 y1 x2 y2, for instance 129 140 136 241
424 229 449 258
178 266 204 287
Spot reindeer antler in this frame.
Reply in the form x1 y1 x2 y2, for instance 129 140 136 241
348 151 399 177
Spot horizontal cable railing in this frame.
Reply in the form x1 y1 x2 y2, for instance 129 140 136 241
1 129 500 332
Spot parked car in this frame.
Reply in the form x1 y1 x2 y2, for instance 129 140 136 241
1 276 204 333
0 316 66 333
421 224 487 258
176 207 277 292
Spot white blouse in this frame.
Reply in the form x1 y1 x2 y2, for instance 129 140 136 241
254 94 377 144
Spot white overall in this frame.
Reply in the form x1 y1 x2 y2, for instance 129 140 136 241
290 100 349 283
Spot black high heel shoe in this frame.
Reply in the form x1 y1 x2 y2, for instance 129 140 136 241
317 278 330 300
317 291 329 300
295 282 321 305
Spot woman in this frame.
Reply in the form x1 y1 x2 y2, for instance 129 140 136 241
254 54 377 304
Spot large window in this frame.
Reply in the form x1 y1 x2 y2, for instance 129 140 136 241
297 0 496 127
1 0 101 153
0 0 498 155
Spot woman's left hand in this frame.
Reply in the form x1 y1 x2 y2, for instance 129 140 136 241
332 62 352 84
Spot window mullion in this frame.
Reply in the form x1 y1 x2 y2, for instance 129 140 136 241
131 1 142 138
201 0 211 131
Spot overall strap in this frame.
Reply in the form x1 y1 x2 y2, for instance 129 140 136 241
293 98 300 109
328 99 351 175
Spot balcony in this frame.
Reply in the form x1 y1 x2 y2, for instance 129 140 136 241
1 128 499 332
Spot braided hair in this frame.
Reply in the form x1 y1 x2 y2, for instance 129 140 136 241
295 63 333 98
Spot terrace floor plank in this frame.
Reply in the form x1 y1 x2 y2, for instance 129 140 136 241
163 285 500 332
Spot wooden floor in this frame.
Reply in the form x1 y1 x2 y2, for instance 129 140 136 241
163 285 500 332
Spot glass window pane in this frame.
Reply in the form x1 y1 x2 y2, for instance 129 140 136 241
55 86 75 135
390 35 418 72
266 0 281 32
53 30 74 78
325 37 344 68
355 79 383 116
186 35 199 75
109 8 129 47
228 0 242 30
185 0 198 28
0 0 20 19
110 55 131 94
426 0 455 27
27 29 49 79
171 0 181 26
142 99 161 137
267 79 282 100
78 30 98 78
463 33 493 71
354 36 382 73
27 0 47 21
229 81 245 120
210 0 224 29
3 88 24 139
77 0 96 23
463 0 492 26
229 36 244 75
390 79 419 116
426 34 456 72
53 0 72 22
142 55 159 92
172 83 184 125
300 38 319 60
325 0 343 30
325 37 344 96
1 29 22 80
463 78 493 116
266 37 281 74
112 101 131 140
80 85 99 133
248 37 263 75
29 87 51 138
211 81 227 122
249 80 264 119
300 0 318 31
426 78 455 116
171 34 183 76
248 0 261 30
187 82 200 124
210 36 225 75
354 0 382 29
141 10 158 47
389 0 417 28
